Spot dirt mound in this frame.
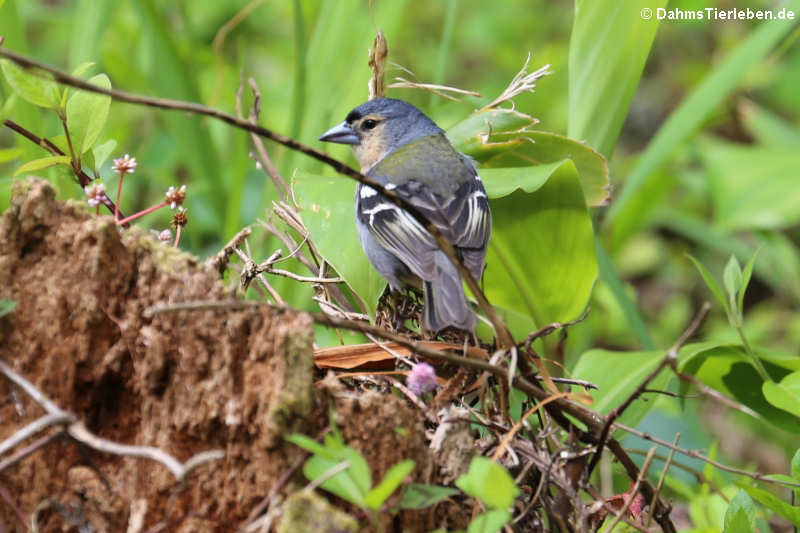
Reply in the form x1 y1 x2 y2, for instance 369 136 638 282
0 179 447 532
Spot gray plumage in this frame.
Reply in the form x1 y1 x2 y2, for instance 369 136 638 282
320 98 492 332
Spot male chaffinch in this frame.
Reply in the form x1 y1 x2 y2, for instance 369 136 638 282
319 97 491 332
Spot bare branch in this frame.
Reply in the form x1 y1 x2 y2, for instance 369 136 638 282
0 360 223 482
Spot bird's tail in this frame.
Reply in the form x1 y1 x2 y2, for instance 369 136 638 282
423 251 477 332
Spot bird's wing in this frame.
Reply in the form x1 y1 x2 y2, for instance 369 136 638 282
356 173 490 282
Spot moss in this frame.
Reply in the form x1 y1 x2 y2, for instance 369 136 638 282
277 491 359 533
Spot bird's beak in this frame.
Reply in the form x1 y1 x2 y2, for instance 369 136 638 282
319 121 360 145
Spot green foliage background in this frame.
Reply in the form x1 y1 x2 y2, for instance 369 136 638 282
2 0 800 527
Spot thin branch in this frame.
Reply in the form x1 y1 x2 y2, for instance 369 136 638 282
647 433 680 528
0 360 223 481
0 46 513 347
583 303 710 483
0 413 74 457
205 226 252 274
615 422 800 489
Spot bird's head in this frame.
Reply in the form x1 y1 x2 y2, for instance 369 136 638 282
319 98 442 172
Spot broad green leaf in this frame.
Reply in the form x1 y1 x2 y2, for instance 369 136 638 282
13 155 71 176
724 490 756 533
700 138 800 231
723 255 743 314
399 484 458 510
485 160 596 326
448 113 610 207
0 147 23 164
66 73 111 156
91 139 117 173
467 510 510 533
455 457 519 510
763 371 800 418
302 451 369 507
0 300 15 318
480 161 563 199
285 433 332 458
568 0 666 158
688 255 728 313
605 10 800 248
792 449 800 482
71 61 95 78
572 348 667 429
0 59 60 109
679 343 800 432
292 173 385 317
739 485 800 526
364 459 415 510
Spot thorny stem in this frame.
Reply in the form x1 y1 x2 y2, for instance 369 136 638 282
0 46 513 348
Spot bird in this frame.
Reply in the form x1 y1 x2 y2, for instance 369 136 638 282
319 97 491 332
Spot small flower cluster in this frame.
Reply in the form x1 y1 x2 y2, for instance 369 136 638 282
84 152 189 247
407 362 437 396
84 182 106 207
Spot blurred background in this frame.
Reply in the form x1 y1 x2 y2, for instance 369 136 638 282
1 0 799 519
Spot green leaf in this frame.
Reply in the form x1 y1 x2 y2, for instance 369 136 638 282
0 147 23 164
724 490 756 533
455 457 519 510
364 459 415 510
292 173 386 317
572 348 667 429
71 61 95 78
485 159 597 326
286 432 372 508
66 73 111 156
688 255 729 314
480 161 562 199
13 155 71 177
762 371 800 418
604 10 800 248
740 101 800 148
723 255 743 314
739 485 800 526
448 114 610 207
398 484 458 510
0 59 61 109
467 510 511 533
91 139 117 173
738 250 758 317
679 343 800 432
0 300 16 318
0 92 17 123
792 448 800 482
568 0 666 158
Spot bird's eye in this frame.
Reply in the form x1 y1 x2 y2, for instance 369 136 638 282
362 119 378 130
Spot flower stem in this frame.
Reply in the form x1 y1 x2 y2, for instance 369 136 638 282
114 172 126 220
173 225 182 248
117 201 168 226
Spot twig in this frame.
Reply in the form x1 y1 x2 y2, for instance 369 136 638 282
647 433 680 528
0 432 62 474
605 446 655 532
614 422 800 489
0 360 223 481
0 413 74 457
0 46 513 348
521 308 589 353
205 226 252 274
583 303 710 483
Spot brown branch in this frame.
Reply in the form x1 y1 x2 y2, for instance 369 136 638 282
583 303 710 483
0 360 223 481
0 46 513 347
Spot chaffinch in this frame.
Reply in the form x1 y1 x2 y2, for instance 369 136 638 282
319 97 491 332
